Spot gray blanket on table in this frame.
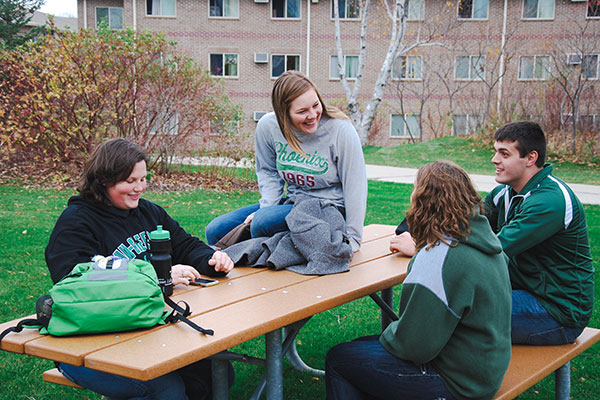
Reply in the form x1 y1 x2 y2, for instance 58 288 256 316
223 198 353 275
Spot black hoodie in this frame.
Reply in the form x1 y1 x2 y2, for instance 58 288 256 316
45 196 222 283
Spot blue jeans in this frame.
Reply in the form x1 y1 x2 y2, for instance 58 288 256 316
60 358 227 400
511 290 584 345
205 203 293 245
325 335 455 400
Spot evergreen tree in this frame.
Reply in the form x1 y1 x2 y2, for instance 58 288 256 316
0 0 45 49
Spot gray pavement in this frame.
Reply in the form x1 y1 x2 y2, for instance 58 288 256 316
174 156 599 205
366 164 600 205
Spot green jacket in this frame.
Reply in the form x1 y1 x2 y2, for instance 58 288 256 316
380 213 511 400
484 164 594 328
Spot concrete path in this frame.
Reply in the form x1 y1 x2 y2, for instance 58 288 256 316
366 164 600 205
174 156 599 205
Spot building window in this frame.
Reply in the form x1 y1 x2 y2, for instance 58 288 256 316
147 0 176 16
588 0 600 18
331 0 360 19
518 55 550 80
458 0 488 19
522 0 554 19
210 118 239 135
582 55 599 79
406 0 424 20
210 54 239 77
453 114 481 135
96 7 123 29
580 114 600 129
455 55 485 80
330 55 359 79
391 114 421 138
392 55 423 80
272 54 300 78
150 111 178 135
273 0 300 18
210 0 239 17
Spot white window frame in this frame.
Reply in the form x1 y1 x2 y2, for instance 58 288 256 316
453 114 481 135
406 0 425 21
588 0 600 18
95 7 123 30
330 55 360 80
392 55 423 80
271 54 301 78
457 0 489 20
209 0 239 18
209 53 239 78
518 55 551 81
146 0 176 17
390 114 421 138
272 0 301 19
454 55 485 80
331 0 361 20
522 0 554 20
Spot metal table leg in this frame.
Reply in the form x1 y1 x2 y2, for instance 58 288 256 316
265 328 284 399
379 287 396 331
555 362 571 400
211 357 229 400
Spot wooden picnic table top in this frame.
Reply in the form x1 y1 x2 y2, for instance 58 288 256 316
0 224 410 381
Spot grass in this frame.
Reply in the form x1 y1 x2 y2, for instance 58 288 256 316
363 136 600 185
0 179 598 399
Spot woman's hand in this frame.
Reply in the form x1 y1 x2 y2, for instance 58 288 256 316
389 232 417 257
209 250 234 273
243 212 255 225
171 264 201 286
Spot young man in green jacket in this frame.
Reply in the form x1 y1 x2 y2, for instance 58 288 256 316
484 121 594 345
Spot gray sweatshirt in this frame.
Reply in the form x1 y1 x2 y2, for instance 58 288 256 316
255 112 367 251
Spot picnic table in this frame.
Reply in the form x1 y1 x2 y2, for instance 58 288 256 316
0 224 409 399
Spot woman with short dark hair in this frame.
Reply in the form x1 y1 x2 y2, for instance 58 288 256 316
45 137 234 400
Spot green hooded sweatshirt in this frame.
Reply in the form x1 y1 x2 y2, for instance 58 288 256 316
380 213 512 400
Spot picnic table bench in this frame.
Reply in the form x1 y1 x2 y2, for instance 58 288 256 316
2 224 599 399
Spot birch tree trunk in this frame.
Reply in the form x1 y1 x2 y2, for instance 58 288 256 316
333 0 408 145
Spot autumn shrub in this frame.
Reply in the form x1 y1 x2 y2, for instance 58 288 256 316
0 26 243 177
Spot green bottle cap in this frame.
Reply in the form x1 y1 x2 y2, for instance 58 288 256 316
149 225 170 240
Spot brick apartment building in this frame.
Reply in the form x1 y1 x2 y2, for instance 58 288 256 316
77 0 600 146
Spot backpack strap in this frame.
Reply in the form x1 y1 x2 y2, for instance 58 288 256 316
0 295 53 342
163 296 214 336
0 318 44 342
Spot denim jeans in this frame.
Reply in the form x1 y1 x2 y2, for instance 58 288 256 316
60 358 229 400
325 335 455 400
511 290 584 345
205 202 293 245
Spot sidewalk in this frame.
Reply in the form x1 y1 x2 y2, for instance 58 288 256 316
366 164 600 205
174 157 599 205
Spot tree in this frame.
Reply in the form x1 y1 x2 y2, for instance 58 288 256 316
0 26 242 174
0 0 45 49
332 0 454 145
546 18 600 155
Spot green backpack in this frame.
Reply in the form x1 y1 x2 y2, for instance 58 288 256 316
0 258 213 340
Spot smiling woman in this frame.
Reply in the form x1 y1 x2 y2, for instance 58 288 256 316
43 137 235 399
204 71 368 254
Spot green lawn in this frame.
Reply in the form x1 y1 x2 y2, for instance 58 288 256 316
363 136 600 185
0 180 598 399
